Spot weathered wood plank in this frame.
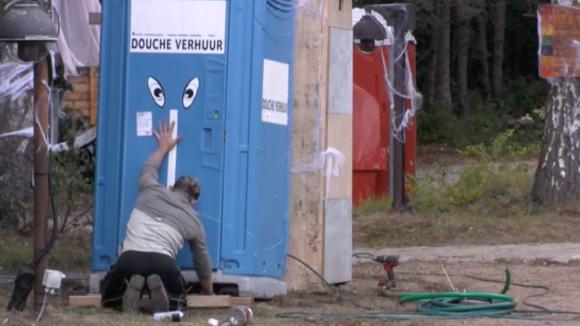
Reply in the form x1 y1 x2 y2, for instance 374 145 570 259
287 0 326 291
89 67 99 126
69 294 101 307
186 295 253 308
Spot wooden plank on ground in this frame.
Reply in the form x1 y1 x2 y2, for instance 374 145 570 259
69 294 252 308
69 294 101 307
186 295 253 308
228 296 254 306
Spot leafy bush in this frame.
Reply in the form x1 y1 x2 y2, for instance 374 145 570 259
460 129 540 159
52 110 95 233
418 78 547 150
354 197 392 217
410 161 535 215
417 98 506 148
499 78 548 119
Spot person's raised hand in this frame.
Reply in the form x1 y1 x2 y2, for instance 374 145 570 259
153 121 182 153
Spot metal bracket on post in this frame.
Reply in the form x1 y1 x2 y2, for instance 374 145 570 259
365 4 416 210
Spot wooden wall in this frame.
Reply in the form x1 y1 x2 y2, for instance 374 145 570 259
287 0 353 290
62 67 98 125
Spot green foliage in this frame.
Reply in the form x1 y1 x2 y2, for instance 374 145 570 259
419 77 547 150
354 196 392 217
460 129 540 159
417 98 506 147
499 79 548 119
0 232 91 273
410 161 535 215
52 111 94 233
354 0 549 151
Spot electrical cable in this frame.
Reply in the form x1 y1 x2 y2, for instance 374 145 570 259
3 0 24 11
354 252 580 317
286 237 580 323
35 290 49 322
286 254 339 296
276 253 580 322
7 65 60 311
33 74 59 268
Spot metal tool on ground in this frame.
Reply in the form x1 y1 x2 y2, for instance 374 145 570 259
374 255 399 291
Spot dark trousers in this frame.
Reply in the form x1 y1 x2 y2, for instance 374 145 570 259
101 251 186 310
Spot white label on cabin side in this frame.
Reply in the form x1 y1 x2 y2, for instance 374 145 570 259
130 0 226 54
136 111 152 136
262 59 289 126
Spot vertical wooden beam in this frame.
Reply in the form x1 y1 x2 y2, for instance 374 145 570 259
33 56 50 309
89 67 98 126
287 0 326 291
287 0 353 290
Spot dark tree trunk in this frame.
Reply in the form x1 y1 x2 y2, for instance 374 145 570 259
455 0 470 119
423 4 439 110
532 79 580 203
434 0 452 105
477 9 491 99
491 0 506 99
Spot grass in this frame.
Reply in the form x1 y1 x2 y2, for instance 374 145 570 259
354 159 580 248
0 231 91 274
354 210 580 248
410 161 535 214
354 197 392 218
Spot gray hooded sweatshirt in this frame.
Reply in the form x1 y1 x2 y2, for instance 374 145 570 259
121 157 212 279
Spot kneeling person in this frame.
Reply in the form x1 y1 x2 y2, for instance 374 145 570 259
101 121 213 312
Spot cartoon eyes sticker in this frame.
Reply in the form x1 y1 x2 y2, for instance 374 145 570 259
147 76 200 109
147 76 165 107
183 77 199 109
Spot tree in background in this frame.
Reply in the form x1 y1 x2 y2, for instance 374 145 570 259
532 79 580 203
353 0 549 146
531 1 580 203
434 0 452 106
475 0 491 99
491 0 507 99
454 0 472 119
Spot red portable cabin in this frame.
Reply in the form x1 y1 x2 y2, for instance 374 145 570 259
352 11 416 207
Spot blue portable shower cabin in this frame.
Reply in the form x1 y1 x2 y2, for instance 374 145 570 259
90 0 296 297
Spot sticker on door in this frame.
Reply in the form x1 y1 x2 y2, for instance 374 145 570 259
130 0 226 54
261 59 289 126
136 111 152 136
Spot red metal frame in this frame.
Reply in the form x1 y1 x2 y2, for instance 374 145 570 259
352 40 417 207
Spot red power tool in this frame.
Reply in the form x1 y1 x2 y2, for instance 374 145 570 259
374 255 399 291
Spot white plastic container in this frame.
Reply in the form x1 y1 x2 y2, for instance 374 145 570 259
153 310 184 322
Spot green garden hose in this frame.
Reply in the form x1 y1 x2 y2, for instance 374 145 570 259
399 269 517 317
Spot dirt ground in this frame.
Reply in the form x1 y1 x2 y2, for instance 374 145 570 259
2 260 580 325
2 150 578 325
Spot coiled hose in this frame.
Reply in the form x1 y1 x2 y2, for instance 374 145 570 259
399 269 516 317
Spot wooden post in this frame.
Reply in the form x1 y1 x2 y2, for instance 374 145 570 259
287 0 353 291
89 67 98 126
33 56 50 309
287 0 327 291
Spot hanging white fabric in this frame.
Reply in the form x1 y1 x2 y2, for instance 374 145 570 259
55 0 101 75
